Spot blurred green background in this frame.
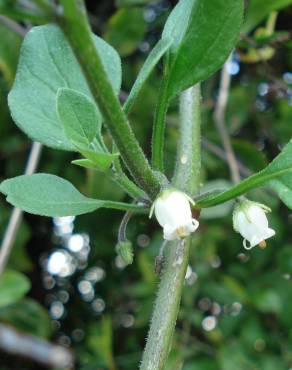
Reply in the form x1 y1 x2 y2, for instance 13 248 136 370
0 0 292 369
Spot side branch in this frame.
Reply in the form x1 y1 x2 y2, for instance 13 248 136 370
58 0 160 199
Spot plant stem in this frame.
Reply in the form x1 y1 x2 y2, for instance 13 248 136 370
140 85 201 370
58 0 160 199
214 54 241 185
0 142 42 276
140 239 190 370
111 162 147 200
173 85 201 194
151 74 169 172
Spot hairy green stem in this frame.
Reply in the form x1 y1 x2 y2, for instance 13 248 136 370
151 74 169 172
173 85 201 193
59 0 160 199
111 160 147 200
140 239 190 370
140 85 201 370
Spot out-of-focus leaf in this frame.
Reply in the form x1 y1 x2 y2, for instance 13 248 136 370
0 270 30 308
253 289 282 313
9 24 121 150
104 8 146 56
0 23 21 85
87 317 115 369
184 359 218 370
161 0 244 100
277 244 292 273
197 139 292 208
217 342 254 370
243 0 292 34
0 298 52 337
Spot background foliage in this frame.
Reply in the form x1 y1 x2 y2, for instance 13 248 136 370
0 0 292 369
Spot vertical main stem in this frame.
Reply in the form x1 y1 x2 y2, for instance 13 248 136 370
140 85 201 370
59 0 160 199
140 239 190 370
173 85 201 194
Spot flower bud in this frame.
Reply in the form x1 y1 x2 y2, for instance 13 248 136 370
150 189 199 241
115 240 133 265
233 199 275 250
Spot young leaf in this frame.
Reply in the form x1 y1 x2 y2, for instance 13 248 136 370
161 0 244 100
71 159 98 170
0 174 145 216
123 37 173 114
197 140 292 208
72 150 119 172
0 270 30 308
57 88 100 147
8 24 121 151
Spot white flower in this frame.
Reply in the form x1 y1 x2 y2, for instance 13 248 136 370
150 189 199 241
233 199 275 250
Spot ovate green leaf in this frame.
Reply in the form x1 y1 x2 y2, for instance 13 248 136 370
0 174 106 216
57 88 100 147
162 0 244 100
9 24 121 150
0 174 145 216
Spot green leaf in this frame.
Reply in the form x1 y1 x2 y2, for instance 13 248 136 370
0 173 145 216
161 0 244 100
197 140 292 208
0 298 52 338
123 37 173 113
56 88 100 147
8 24 121 151
72 151 119 172
104 7 146 57
0 270 30 308
0 23 21 85
243 0 292 34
